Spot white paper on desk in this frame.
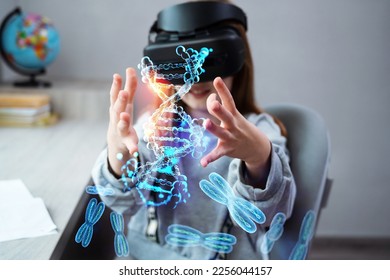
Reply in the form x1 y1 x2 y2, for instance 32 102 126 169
0 179 57 242
0 179 33 202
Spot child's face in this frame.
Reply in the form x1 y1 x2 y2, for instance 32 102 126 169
182 76 234 112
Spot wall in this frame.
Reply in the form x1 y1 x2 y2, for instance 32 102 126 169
1 0 389 238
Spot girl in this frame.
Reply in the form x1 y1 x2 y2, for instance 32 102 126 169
92 0 296 259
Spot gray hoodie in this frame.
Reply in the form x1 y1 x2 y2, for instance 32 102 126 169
91 112 296 259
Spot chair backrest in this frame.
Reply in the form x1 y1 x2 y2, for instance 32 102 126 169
265 103 332 259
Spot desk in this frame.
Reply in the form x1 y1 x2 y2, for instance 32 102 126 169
0 120 108 259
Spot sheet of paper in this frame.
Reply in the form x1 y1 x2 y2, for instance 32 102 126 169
0 179 57 242
0 179 33 202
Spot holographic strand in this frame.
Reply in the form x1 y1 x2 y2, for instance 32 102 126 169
75 198 105 247
260 212 287 254
119 46 211 208
165 224 237 254
199 172 266 234
85 185 115 196
110 212 129 257
289 210 316 260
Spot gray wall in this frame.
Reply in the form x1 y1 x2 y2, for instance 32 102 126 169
1 0 389 238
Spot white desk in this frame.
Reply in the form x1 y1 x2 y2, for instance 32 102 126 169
0 120 108 259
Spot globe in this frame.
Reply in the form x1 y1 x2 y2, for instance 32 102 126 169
0 7 60 87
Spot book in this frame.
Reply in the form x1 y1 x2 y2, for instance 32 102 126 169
0 112 58 127
0 94 50 108
0 104 50 117
0 93 57 127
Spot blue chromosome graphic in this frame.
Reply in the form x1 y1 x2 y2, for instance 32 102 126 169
260 212 287 254
85 185 115 196
110 212 129 257
289 210 316 260
75 198 105 247
165 224 237 254
119 46 211 208
199 172 266 233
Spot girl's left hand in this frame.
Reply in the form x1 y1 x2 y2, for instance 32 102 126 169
201 77 272 187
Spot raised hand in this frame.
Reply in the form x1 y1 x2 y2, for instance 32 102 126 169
107 68 139 176
201 77 272 187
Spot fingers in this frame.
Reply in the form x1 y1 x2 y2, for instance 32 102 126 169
112 90 129 123
203 118 230 140
117 112 130 136
110 68 137 106
110 74 122 105
124 68 137 104
110 68 138 123
201 147 223 167
213 77 236 113
118 112 139 155
206 93 234 129
201 118 232 167
107 68 139 172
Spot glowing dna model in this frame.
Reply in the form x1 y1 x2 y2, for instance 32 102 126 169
110 212 129 257
75 198 105 247
289 210 316 260
85 185 115 196
199 172 266 233
165 224 237 254
120 46 211 208
260 212 287 254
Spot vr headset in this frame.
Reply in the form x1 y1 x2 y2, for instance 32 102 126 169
143 1 247 85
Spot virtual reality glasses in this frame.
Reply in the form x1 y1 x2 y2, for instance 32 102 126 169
143 1 247 85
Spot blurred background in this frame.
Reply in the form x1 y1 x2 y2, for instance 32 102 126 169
1 0 389 257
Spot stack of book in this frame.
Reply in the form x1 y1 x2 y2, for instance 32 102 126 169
0 93 58 127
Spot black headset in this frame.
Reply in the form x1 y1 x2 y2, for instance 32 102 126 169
143 1 247 85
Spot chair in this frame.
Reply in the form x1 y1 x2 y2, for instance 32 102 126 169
265 103 333 260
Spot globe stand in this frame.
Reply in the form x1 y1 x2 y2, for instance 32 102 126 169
14 74 51 88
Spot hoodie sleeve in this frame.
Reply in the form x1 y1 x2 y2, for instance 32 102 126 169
91 148 144 215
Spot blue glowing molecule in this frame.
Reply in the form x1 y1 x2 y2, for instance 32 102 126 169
118 46 211 208
267 212 286 241
116 152 124 161
289 243 308 260
299 210 316 243
75 198 105 247
260 212 287 254
121 157 139 185
288 210 317 260
110 212 129 257
260 235 275 254
85 185 115 196
266 224 284 241
271 212 287 227
199 172 266 233
165 224 237 254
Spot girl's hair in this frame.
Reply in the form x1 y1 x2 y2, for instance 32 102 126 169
227 19 288 136
149 0 287 136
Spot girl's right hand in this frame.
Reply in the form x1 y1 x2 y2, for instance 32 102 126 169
107 68 139 177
